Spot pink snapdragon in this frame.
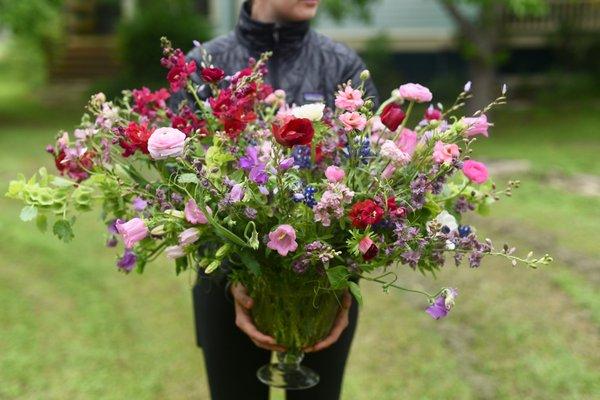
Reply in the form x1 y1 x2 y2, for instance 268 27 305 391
267 224 298 256
433 141 460 164
325 166 345 183
339 112 367 131
184 199 209 224
335 85 364 111
147 127 186 159
313 183 355 227
398 83 433 103
463 160 489 184
463 114 490 137
116 217 148 248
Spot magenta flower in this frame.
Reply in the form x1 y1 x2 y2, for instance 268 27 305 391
115 217 148 248
184 199 209 224
398 83 433 103
463 114 490 137
325 166 345 183
433 141 460 165
335 85 364 111
267 224 298 256
463 160 489 184
147 127 186 160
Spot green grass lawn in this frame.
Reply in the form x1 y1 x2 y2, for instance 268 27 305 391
0 83 599 399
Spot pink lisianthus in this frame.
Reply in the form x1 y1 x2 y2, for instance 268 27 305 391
335 85 364 111
396 128 418 156
433 141 460 165
339 112 367 131
463 160 489 184
381 140 410 164
116 217 148 248
398 83 433 103
165 245 185 259
147 127 186 159
463 114 490 137
325 166 345 183
179 227 200 246
267 224 298 256
184 199 210 224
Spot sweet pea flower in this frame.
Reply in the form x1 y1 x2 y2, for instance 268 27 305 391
325 166 345 183
184 199 210 224
267 224 298 256
426 288 458 320
463 160 489 184
398 83 433 103
117 249 137 272
358 236 374 254
179 227 200 246
147 127 186 159
432 141 460 164
165 245 185 259
115 217 148 248
463 114 490 137
292 103 325 121
339 111 367 131
335 85 364 111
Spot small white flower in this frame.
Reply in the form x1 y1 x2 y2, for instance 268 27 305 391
435 210 458 232
464 81 472 92
501 83 508 95
445 240 456 250
292 103 325 121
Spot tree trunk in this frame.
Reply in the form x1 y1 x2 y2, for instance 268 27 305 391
468 58 496 114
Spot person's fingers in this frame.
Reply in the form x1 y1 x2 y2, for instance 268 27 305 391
231 282 253 309
341 290 352 309
234 302 285 351
305 294 351 353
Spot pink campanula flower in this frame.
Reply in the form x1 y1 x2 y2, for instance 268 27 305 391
147 127 186 160
184 199 210 224
267 224 298 256
335 85 364 111
358 236 374 254
165 245 185 259
433 141 460 165
398 83 433 103
325 166 345 183
339 112 367 131
396 128 418 156
116 217 148 249
463 114 490 137
179 227 200 246
463 160 489 184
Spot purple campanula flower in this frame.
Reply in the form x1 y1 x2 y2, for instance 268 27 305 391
117 249 137 272
107 219 118 235
278 157 294 171
239 146 259 170
132 197 148 211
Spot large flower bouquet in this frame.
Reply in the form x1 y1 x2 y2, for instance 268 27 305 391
6 38 551 388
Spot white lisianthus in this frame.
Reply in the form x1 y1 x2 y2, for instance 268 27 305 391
292 103 325 121
435 210 458 232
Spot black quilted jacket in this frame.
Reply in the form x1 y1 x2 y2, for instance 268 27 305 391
174 0 379 108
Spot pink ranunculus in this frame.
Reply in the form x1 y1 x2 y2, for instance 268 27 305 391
267 224 298 256
335 85 364 112
368 116 386 134
396 128 418 156
463 160 489 184
463 114 490 137
184 199 210 224
116 217 148 249
165 245 185 259
325 166 345 183
179 227 200 246
433 141 460 165
339 111 367 131
381 140 410 164
358 236 374 254
398 83 433 103
147 127 186 160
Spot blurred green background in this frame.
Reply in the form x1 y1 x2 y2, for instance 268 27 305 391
1 0 599 399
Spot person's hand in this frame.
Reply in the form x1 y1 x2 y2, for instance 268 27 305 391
303 290 352 353
230 282 286 352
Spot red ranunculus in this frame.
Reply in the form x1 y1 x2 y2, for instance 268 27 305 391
349 199 384 229
380 103 405 131
272 118 314 147
201 66 225 83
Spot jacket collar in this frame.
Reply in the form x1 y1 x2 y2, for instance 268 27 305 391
235 1 311 54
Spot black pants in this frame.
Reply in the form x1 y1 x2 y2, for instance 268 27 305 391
193 275 359 400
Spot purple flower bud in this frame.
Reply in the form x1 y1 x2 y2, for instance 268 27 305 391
117 249 137 272
106 237 118 247
278 157 295 171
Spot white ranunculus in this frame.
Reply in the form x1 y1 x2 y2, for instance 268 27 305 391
435 210 458 232
292 103 325 121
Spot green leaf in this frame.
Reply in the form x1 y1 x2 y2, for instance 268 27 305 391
175 256 189 274
326 266 350 289
51 176 75 187
36 214 48 233
20 205 38 222
348 281 363 306
53 219 74 242
239 252 261 276
177 173 199 184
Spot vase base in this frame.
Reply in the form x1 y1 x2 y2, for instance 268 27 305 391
257 363 319 390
